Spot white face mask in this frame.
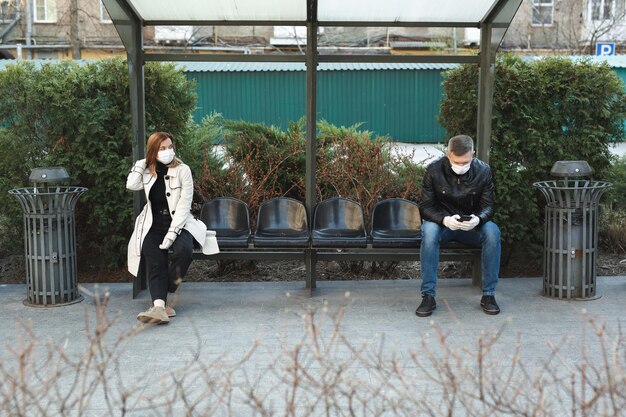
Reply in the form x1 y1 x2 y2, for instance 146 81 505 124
450 162 470 175
157 149 175 165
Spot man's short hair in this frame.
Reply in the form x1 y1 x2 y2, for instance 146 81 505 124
447 135 474 156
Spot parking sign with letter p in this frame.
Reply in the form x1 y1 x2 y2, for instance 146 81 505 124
596 42 615 56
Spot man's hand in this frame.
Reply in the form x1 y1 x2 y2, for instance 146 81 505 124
458 214 480 231
159 231 178 250
443 215 463 231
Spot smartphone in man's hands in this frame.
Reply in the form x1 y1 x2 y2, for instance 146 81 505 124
458 215 473 222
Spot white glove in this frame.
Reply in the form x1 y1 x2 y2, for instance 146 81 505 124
443 215 463 231
159 238 173 250
159 231 178 250
458 214 480 231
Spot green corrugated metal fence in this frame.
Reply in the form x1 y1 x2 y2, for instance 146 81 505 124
189 70 305 131
317 69 446 142
185 65 449 143
613 67 626 91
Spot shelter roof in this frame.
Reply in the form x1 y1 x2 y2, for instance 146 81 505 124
125 0 509 26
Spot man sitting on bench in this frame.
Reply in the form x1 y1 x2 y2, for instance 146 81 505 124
416 135 501 317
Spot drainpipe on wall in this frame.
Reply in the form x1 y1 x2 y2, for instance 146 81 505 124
25 0 32 59
70 0 80 59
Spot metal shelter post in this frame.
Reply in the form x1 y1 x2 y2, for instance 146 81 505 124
305 0 318 292
102 0 146 297
476 23 494 163
476 0 524 162
127 15 146 298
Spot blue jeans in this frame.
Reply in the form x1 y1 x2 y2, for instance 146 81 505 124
419 220 501 297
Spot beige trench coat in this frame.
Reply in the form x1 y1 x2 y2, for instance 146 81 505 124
126 159 206 276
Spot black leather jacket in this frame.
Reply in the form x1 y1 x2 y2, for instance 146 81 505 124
419 156 495 226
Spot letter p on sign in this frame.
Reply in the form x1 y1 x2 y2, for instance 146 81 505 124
596 42 615 56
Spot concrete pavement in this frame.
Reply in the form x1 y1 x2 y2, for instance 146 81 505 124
1 276 625 416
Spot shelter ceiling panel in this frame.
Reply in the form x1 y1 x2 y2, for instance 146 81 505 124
317 0 498 23
131 0 307 22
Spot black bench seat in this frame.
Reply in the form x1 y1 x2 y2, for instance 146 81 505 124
187 197 482 294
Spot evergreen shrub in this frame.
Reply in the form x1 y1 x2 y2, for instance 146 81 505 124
0 59 196 268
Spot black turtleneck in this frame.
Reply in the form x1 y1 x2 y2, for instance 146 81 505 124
149 161 172 234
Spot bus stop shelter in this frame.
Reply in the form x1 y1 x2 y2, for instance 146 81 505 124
102 0 523 296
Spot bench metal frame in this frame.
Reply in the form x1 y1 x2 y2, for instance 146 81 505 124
177 246 480 296
134 243 481 297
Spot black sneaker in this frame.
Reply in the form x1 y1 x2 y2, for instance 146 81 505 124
480 295 500 315
416 294 436 317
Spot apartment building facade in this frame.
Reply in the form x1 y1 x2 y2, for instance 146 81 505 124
0 0 125 58
503 0 626 52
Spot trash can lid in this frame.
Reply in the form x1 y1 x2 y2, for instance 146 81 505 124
29 167 70 183
550 161 593 177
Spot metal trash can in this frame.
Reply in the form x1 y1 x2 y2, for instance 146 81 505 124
533 161 611 300
8 167 87 306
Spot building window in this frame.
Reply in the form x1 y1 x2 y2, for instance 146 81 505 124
531 0 554 25
590 0 614 20
100 1 112 23
33 0 56 23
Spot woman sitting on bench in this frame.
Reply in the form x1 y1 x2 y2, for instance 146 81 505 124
126 132 207 325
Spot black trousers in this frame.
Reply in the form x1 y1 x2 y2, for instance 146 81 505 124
142 229 194 302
